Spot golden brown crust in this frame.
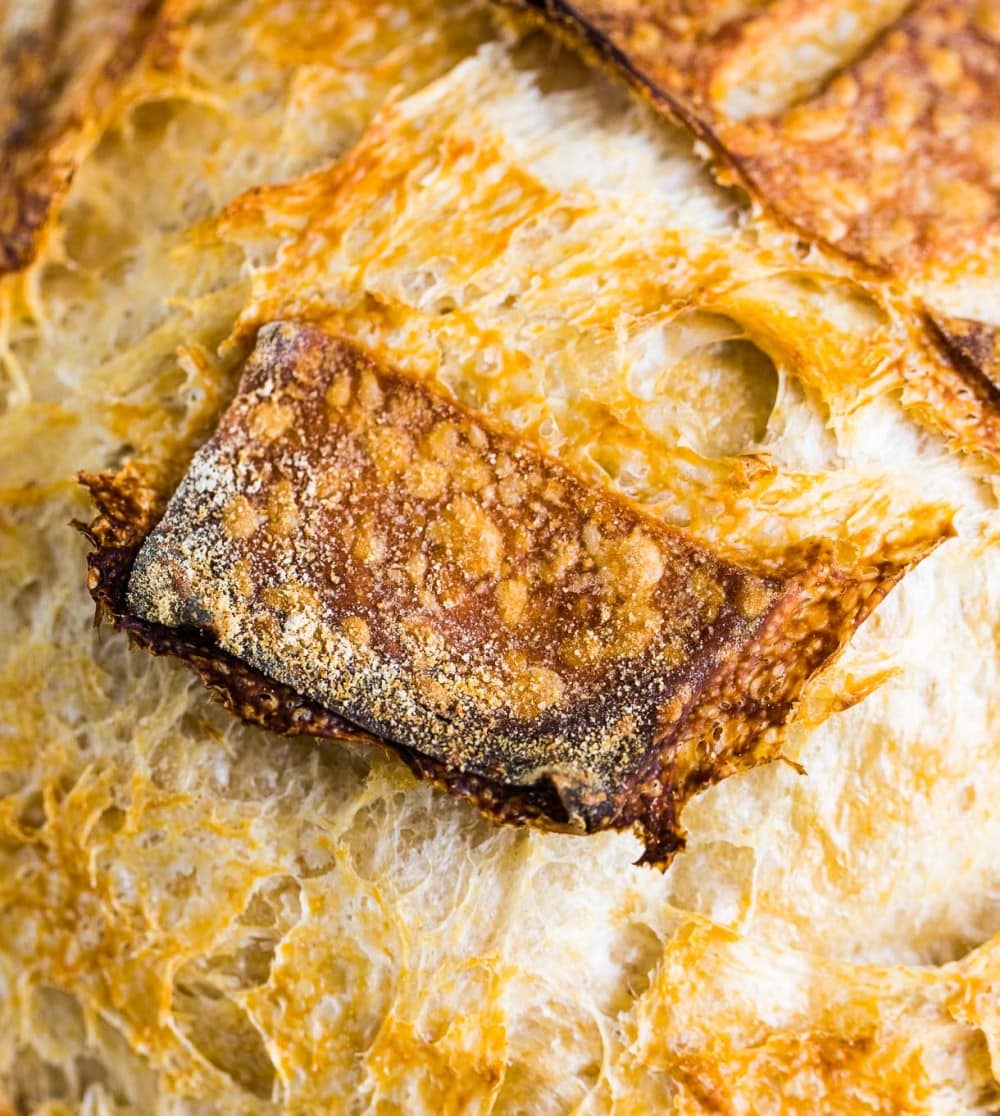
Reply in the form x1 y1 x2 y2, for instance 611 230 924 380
81 322 944 864
500 0 1000 459
724 1 1000 275
0 0 174 275
502 0 1000 274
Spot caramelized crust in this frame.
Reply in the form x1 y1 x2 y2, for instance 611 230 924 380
725 2 1000 276
501 0 1000 273
500 0 1000 458
77 465 572 832
83 322 940 863
0 0 173 275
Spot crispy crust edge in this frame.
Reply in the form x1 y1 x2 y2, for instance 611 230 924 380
75 456 947 867
74 464 578 834
0 0 176 277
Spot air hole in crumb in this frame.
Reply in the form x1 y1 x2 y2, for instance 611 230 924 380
6 1046 70 1110
76 1053 129 1106
493 997 603 1115
608 921 665 1007
17 790 46 833
345 796 393 883
629 316 778 459
666 841 756 928
171 978 277 1100
30 987 86 1055
239 875 303 933
94 805 127 837
432 296 457 315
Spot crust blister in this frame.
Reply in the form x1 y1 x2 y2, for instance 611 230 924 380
80 322 944 864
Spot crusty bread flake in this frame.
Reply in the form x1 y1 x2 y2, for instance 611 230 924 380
84 321 940 864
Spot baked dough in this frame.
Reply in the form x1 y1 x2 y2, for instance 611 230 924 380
500 0 1000 459
1 2 998 1112
89 321 935 863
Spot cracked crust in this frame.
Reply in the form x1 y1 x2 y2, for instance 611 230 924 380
79 322 946 864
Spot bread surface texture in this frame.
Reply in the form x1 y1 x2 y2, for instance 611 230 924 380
1 1 999 1113
501 0 1000 459
107 321 932 862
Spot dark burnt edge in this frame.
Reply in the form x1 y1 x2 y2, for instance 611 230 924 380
75 462 947 869
925 314 1000 408
495 0 718 155
74 466 579 841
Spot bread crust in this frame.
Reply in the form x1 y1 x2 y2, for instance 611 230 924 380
81 321 944 865
0 2 992 1108
0 0 179 275
498 0 1000 459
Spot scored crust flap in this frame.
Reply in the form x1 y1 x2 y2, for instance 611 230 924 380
79 321 947 865
0 0 178 277
497 0 1000 460
494 0 1000 271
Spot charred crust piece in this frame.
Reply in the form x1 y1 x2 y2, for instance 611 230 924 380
498 0 1000 459
79 322 941 865
928 315 1000 404
0 0 170 275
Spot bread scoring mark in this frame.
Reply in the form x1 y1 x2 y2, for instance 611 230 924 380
500 0 1000 274
84 322 944 863
500 0 1000 458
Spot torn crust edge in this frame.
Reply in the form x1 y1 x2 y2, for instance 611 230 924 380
76 458 949 868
